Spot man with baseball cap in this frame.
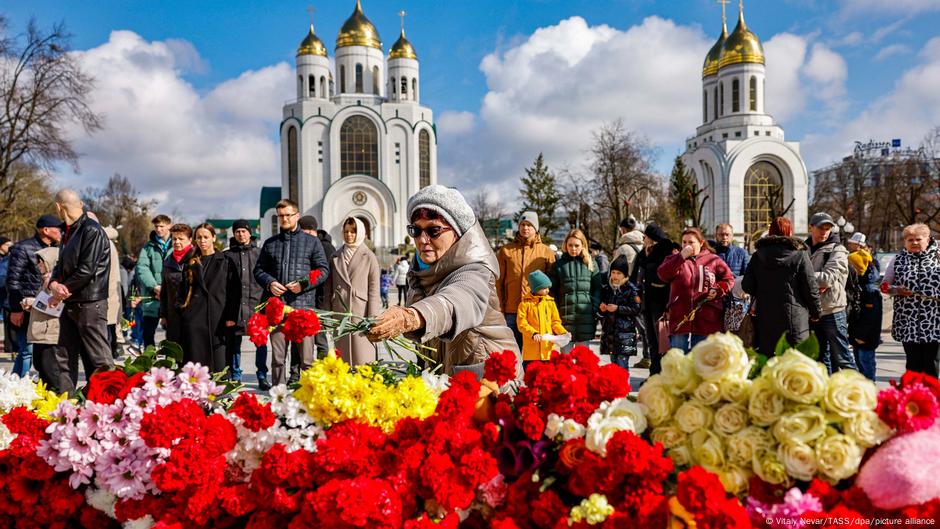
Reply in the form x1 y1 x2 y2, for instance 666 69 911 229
6 214 63 376
806 212 857 373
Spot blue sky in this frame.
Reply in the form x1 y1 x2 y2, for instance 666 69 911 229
4 0 940 219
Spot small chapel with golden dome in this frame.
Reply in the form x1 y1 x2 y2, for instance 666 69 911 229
682 0 809 242
260 0 437 248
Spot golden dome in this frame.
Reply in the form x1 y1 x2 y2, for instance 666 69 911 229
718 9 764 69
336 0 382 50
297 24 327 57
389 29 417 60
702 23 727 77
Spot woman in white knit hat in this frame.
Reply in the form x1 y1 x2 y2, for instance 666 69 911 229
367 185 520 376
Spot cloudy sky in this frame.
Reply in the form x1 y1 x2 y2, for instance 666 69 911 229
4 0 940 220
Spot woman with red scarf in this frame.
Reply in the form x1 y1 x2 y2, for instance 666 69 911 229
658 227 734 352
160 224 195 345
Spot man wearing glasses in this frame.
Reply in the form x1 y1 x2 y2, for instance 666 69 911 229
254 199 329 385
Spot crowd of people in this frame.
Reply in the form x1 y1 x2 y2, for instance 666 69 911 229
2 184 939 392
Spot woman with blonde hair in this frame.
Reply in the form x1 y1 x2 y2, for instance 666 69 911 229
178 223 236 373
550 228 601 351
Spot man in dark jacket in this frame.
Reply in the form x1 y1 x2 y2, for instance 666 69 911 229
7 215 62 376
630 223 679 375
224 220 270 389
254 199 329 385
299 214 335 364
48 189 114 377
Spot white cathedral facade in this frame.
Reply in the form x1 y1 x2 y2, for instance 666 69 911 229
681 3 808 242
259 0 437 248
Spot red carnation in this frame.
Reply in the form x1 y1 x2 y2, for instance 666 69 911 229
281 308 321 343
230 391 276 432
309 269 322 286
85 369 131 404
484 350 517 386
247 312 271 347
264 297 286 326
517 405 545 441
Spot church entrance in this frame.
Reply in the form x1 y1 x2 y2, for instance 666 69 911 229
743 161 784 245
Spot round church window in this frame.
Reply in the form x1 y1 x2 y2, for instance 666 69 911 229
352 191 367 206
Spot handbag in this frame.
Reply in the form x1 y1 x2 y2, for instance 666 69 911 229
723 296 750 332
656 314 670 354
733 299 757 349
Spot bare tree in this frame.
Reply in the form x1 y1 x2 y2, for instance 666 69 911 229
0 17 102 222
0 162 55 239
83 174 156 256
470 189 507 248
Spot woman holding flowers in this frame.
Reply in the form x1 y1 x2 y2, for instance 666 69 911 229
178 223 237 373
551 228 601 351
323 217 381 365
367 185 520 376
160 223 195 346
884 223 940 376
658 228 733 353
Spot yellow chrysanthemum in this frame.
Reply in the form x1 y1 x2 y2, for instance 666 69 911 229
30 381 69 421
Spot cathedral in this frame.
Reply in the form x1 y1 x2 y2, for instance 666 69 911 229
259 0 437 248
681 1 808 243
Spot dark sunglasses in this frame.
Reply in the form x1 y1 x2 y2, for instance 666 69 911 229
407 224 453 240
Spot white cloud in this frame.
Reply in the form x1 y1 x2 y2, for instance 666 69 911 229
802 36 940 168
874 43 912 61
62 30 294 219
438 16 848 201
437 111 476 136
838 0 940 16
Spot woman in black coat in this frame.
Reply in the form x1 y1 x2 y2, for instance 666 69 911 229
178 223 237 373
161 224 195 346
742 217 822 358
630 223 679 375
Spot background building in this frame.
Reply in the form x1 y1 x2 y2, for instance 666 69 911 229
681 1 808 243
260 0 437 249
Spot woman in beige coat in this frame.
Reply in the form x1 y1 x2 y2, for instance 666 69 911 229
324 217 381 365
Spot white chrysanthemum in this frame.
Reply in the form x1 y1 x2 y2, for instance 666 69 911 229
421 371 450 395
0 369 39 413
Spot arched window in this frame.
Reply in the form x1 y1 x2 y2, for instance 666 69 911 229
340 115 378 178
401 77 408 98
719 82 724 117
743 161 784 243
308 75 316 98
412 78 417 101
732 78 740 113
419 129 431 189
320 76 326 98
339 65 346 93
750 76 758 111
355 63 364 93
703 90 707 123
287 126 299 203
391 76 397 96
713 89 718 122
372 66 380 95
297 75 303 96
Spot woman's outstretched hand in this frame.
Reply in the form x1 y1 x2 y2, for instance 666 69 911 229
367 305 423 342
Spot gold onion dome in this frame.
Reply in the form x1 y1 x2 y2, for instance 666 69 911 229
718 9 764 69
336 0 383 50
702 23 727 77
297 24 327 57
389 29 417 60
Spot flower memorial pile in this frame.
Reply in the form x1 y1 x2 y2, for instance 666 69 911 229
2 330 940 528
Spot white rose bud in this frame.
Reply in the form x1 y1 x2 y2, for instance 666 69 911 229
765 350 828 405
728 426 774 467
668 443 693 468
693 380 723 406
720 377 752 404
675 400 715 433
815 433 863 482
661 349 700 394
714 403 749 436
752 448 790 485
772 406 828 445
691 333 751 381
690 429 725 472
823 370 879 419
604 398 649 435
844 410 893 448
777 442 818 482
719 464 753 496
638 377 681 427
650 423 687 450
748 378 786 427
585 416 636 456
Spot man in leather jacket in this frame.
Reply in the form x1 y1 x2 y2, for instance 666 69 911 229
253 199 329 385
48 189 114 381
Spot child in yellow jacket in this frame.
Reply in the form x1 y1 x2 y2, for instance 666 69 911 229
517 270 568 362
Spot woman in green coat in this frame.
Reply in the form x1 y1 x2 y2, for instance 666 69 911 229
552 229 601 351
